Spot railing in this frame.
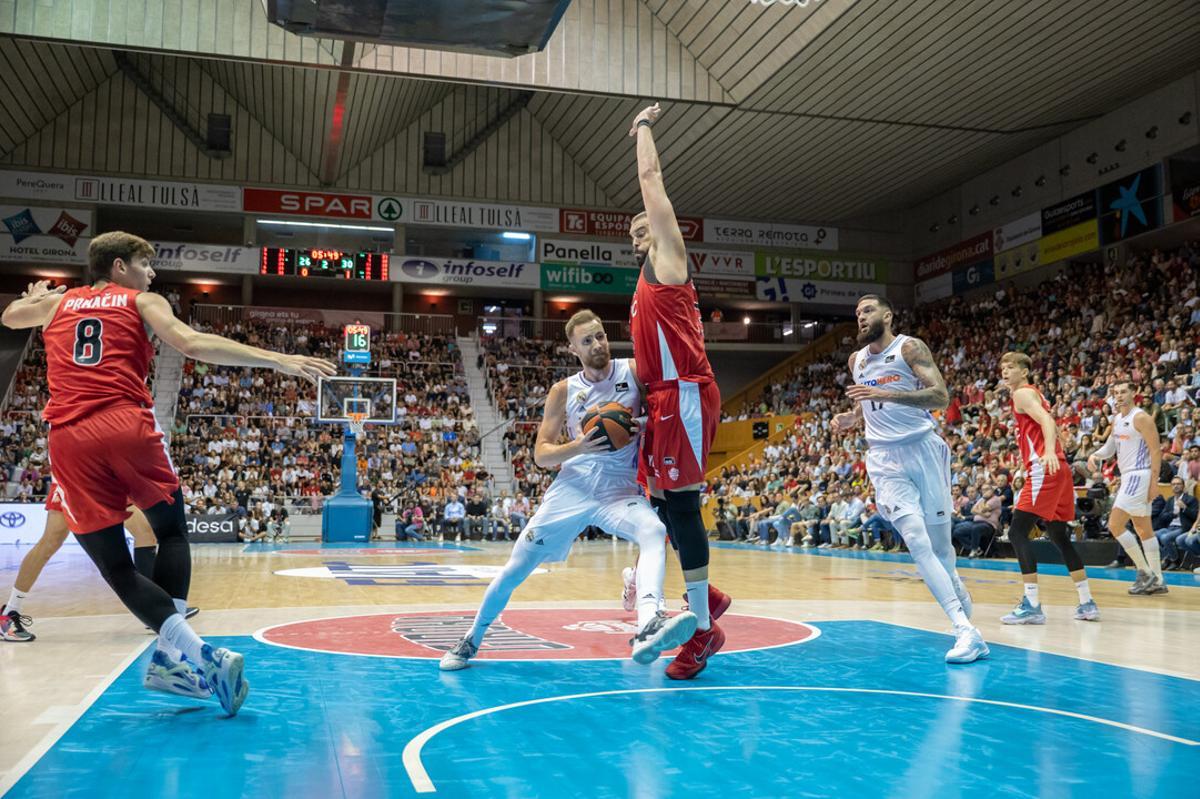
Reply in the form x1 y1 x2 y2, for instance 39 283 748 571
476 316 833 345
190 304 457 336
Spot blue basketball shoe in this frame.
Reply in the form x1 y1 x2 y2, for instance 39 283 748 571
196 645 248 716
144 649 212 699
1001 596 1046 625
1073 600 1101 621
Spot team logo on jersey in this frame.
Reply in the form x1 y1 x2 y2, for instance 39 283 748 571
663 457 676 466
575 391 588 405
860 375 901 387
615 381 629 392
885 354 896 363
669 467 680 481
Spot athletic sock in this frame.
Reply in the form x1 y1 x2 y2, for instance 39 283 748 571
7 587 28 615
156 598 191 660
636 593 658 632
1117 531 1151 572
1024 583 1040 608
1141 536 1162 578
685 580 711 631
1075 579 1093 604
158 614 206 666
133 546 157 580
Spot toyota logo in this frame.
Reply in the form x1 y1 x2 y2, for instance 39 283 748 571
400 259 439 279
0 511 27 528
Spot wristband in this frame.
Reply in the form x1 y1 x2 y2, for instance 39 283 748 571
637 119 652 129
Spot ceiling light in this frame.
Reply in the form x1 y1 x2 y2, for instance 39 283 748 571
1114 139 1126 152
1145 126 1158 139
989 195 1000 206
1034 175 1046 187
501 232 531 240
1011 186 1022 198
1086 152 1098 164
968 205 980 216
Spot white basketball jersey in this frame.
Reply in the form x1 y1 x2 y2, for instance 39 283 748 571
1112 407 1152 474
852 334 936 446
558 358 643 485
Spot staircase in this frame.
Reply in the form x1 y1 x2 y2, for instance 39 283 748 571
152 344 186 442
457 334 514 489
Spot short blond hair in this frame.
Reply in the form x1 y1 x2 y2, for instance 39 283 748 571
1000 351 1031 373
565 309 602 340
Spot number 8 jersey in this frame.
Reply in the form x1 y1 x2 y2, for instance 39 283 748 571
42 284 155 427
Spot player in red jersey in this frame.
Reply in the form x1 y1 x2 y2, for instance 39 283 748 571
1 232 335 715
999 352 1098 625
628 103 730 680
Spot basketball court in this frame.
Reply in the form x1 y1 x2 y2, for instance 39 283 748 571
2 540 1197 797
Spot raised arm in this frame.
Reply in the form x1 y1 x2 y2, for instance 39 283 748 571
533 380 612 469
1 280 66 329
629 104 686 284
136 292 335 384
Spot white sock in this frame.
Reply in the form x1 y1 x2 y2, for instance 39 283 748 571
1024 583 1040 608
685 580 711 631
1075 579 1093 604
158 613 206 665
893 514 971 628
467 545 544 648
1141 536 1162 578
7 587 28 615
1117 531 1151 572
156 599 190 660
633 533 666 633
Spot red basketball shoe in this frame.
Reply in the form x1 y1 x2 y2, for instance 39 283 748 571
664 622 725 680
681 584 732 621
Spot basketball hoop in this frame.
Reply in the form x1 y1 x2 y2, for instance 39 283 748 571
347 412 367 438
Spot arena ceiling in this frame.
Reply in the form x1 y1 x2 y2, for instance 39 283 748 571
2 0 1200 225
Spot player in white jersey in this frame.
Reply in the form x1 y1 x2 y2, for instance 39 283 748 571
1088 381 1167 595
833 294 988 664
441 310 697 671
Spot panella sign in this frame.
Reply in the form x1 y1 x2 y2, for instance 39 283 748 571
243 188 374 219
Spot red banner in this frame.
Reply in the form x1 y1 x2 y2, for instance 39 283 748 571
243 188 374 219
559 208 703 241
915 232 992 281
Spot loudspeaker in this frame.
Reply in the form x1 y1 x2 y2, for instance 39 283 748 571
423 132 447 168
207 113 232 152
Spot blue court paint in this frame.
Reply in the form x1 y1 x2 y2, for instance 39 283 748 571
7 620 1198 798
711 542 1200 587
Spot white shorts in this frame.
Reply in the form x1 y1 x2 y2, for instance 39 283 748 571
513 478 664 563
866 432 953 527
1113 469 1152 517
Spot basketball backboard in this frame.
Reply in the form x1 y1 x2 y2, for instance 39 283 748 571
317 376 397 425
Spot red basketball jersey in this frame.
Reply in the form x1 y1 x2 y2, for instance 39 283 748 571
1011 385 1066 467
42 284 155 427
630 266 713 386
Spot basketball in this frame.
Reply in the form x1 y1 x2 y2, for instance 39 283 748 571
581 402 636 451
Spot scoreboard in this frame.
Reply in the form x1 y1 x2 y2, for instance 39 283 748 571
260 248 389 280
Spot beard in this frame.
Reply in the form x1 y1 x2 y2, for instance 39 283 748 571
856 318 885 345
586 350 611 370
634 249 647 268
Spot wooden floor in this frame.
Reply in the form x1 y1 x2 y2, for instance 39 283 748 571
2 539 1198 796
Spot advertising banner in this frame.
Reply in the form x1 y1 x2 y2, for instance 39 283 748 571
755 251 887 282
539 237 637 268
755 277 885 306
149 241 262 274
992 212 1041 253
394 257 540 289
559 208 702 240
409 198 558 232
952 260 995 294
1098 164 1162 245
1168 144 1200 222
687 248 755 277
693 275 756 297
1038 219 1099 265
540 263 639 295
1041 191 1097 235
0 205 91 263
0 169 241 212
242 306 388 328
186 512 240 543
914 232 991 282
915 273 953 305
0 503 49 546
704 218 836 250
994 240 1040 279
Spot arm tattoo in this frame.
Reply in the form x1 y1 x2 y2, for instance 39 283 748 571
891 337 950 410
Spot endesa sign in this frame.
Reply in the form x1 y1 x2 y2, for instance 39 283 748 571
243 188 375 220
559 208 703 241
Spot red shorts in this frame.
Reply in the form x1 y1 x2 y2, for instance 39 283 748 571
1016 459 1076 522
642 379 720 491
44 482 65 513
48 404 179 534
